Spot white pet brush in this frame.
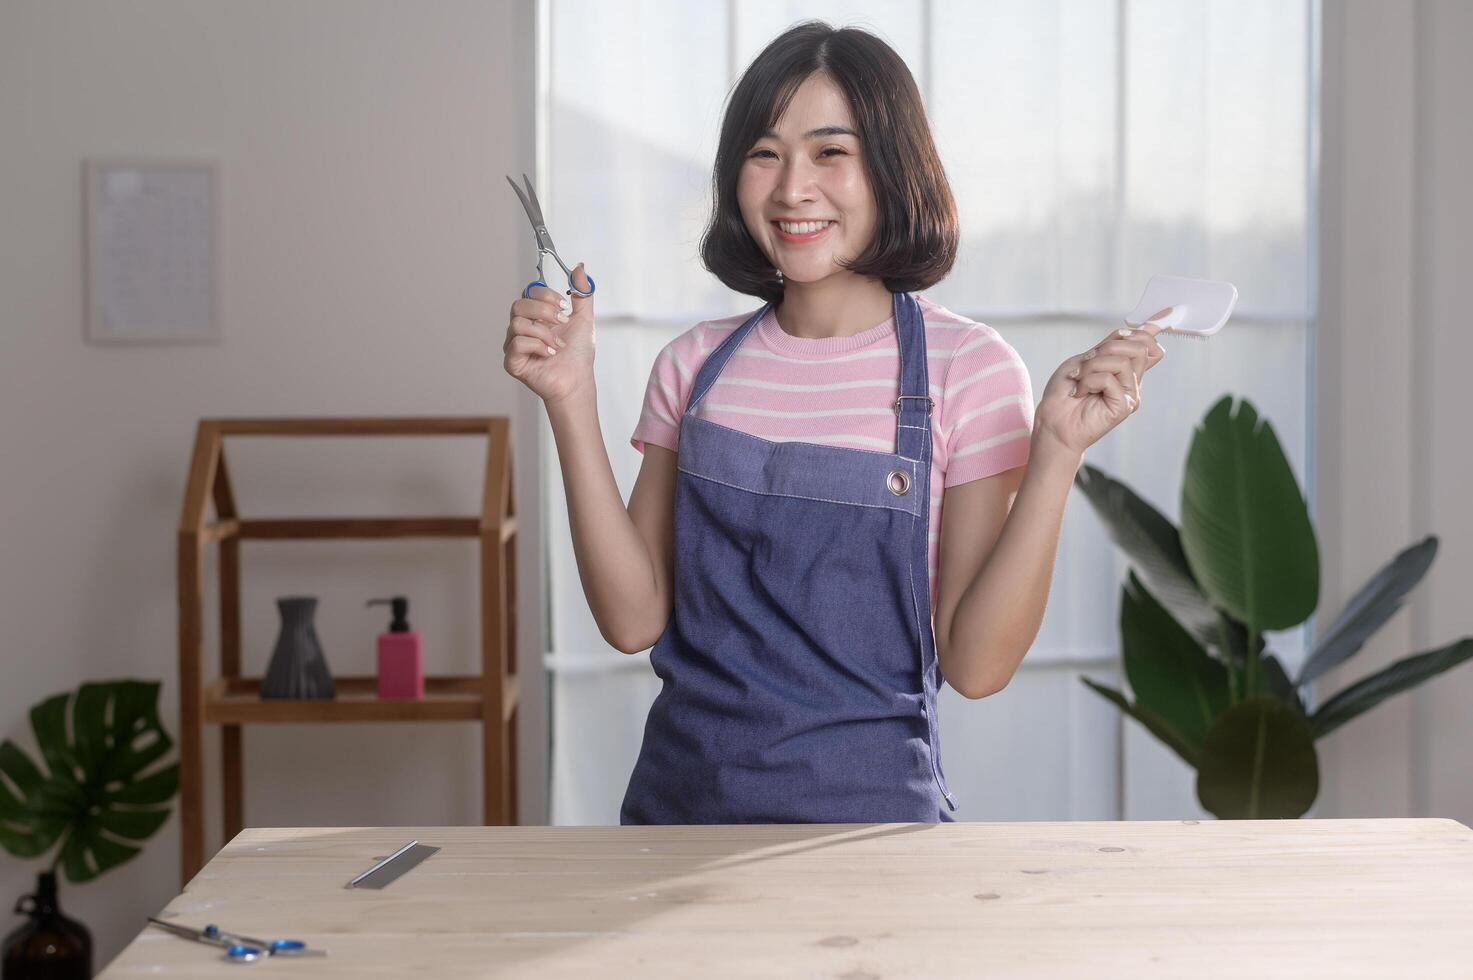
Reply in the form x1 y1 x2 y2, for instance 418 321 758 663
1124 274 1238 338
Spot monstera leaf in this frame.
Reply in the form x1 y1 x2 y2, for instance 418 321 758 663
0 680 178 882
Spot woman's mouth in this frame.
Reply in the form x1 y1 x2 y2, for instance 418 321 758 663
772 219 836 244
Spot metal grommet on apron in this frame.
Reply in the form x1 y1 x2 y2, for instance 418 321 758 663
620 290 958 824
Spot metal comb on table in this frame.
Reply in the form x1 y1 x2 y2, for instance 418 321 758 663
346 839 440 889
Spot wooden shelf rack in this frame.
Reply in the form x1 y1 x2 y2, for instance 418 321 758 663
176 417 519 886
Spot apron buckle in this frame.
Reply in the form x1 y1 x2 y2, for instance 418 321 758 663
893 395 934 416
886 469 912 496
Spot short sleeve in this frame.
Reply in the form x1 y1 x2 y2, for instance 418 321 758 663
629 338 692 455
940 325 1035 487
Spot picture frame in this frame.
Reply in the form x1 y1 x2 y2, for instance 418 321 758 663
84 157 220 345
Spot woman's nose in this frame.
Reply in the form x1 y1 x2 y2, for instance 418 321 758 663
773 159 817 205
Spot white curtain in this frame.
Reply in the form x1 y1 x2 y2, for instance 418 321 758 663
539 0 1317 824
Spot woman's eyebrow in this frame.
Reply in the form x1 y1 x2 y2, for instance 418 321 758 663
758 125 858 140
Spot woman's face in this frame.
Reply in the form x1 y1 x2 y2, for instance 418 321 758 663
737 72 876 287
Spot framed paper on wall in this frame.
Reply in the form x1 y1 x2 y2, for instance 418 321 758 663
84 157 220 344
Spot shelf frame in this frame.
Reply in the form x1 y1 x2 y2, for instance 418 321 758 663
176 417 518 887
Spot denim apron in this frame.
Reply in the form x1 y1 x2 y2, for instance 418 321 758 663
620 290 958 824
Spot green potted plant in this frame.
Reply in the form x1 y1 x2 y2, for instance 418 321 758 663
1 680 179 978
1076 395 1473 819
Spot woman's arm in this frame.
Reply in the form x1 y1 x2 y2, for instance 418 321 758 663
934 323 1165 697
502 264 677 656
933 442 1074 698
546 393 678 655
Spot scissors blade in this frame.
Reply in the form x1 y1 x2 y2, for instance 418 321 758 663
206 927 312 954
510 173 562 255
517 172 547 228
147 917 226 948
505 174 541 230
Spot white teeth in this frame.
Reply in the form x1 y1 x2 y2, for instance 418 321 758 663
777 220 832 235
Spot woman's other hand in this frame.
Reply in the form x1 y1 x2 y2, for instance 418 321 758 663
1032 312 1168 459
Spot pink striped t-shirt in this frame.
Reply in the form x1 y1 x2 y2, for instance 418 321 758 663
630 294 1035 616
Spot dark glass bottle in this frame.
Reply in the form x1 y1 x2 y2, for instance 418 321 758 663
2 872 91 980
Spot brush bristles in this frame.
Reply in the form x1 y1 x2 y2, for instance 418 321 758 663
1124 322 1210 338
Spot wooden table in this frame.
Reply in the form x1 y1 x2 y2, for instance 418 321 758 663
102 819 1473 978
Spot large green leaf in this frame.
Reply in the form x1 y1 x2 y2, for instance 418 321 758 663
1074 465 1221 649
1197 696 1319 819
0 680 178 881
1119 574 1229 753
1180 396 1319 631
1297 536 1439 686
1309 639 1473 739
1079 676 1200 768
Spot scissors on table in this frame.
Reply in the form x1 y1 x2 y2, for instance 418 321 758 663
506 172 595 301
147 915 327 963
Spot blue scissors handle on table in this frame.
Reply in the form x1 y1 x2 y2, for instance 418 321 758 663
225 938 323 962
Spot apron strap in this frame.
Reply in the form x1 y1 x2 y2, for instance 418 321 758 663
893 291 932 461
686 303 772 416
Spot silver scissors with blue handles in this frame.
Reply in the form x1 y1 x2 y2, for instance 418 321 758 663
147 915 327 963
506 173 595 301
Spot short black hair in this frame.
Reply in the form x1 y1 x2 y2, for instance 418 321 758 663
700 20 959 304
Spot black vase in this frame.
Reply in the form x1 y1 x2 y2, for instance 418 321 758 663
261 596 335 699
3 872 91 980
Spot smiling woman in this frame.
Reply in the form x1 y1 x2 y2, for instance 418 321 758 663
499 15 1171 825
559 19 1165 828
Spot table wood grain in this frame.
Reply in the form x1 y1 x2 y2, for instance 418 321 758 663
101 818 1473 978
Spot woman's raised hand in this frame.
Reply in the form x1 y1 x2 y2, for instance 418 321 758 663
503 263 597 406
1032 312 1168 458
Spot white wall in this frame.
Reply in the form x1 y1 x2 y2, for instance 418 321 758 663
0 0 546 969
1316 0 1473 821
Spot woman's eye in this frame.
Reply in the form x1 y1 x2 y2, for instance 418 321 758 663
746 147 846 160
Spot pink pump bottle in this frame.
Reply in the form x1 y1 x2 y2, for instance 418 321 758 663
367 597 424 699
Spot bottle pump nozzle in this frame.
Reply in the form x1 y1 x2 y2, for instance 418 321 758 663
367 596 410 632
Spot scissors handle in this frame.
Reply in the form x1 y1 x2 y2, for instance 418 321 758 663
522 274 596 300
223 938 326 962
149 917 324 961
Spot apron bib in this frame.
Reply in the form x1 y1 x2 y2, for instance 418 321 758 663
620 290 958 823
